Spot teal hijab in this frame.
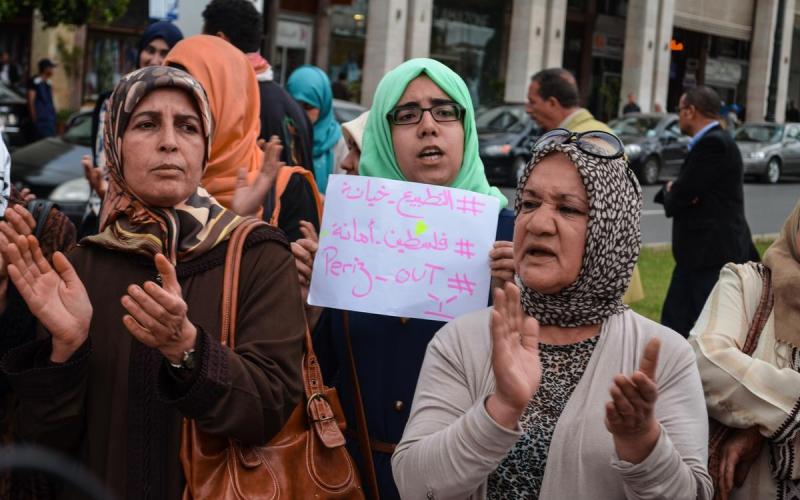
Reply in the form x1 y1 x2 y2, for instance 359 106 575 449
359 58 507 208
287 65 342 193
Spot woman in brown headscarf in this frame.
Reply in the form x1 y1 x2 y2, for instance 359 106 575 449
165 35 320 242
0 66 305 499
692 200 800 500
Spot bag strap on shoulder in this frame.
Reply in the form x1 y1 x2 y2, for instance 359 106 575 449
220 218 344 448
343 311 381 500
741 263 773 355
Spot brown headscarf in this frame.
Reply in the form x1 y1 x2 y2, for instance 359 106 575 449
763 200 800 346
84 66 244 263
164 35 263 209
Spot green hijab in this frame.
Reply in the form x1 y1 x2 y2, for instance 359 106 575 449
359 58 508 209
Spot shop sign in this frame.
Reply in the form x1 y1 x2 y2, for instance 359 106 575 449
434 6 491 27
277 20 313 49
592 14 624 59
149 0 178 20
705 58 742 84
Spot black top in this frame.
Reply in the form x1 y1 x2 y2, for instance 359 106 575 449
257 79 314 170
622 102 641 114
332 81 351 101
655 124 758 269
271 171 321 242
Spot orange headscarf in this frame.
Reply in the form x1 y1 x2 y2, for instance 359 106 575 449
164 35 262 209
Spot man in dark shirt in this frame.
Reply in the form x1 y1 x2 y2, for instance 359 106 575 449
202 0 319 241
26 59 57 139
622 92 641 115
787 100 800 122
331 71 351 101
0 52 20 89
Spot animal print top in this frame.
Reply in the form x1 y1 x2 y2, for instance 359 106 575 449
487 335 599 499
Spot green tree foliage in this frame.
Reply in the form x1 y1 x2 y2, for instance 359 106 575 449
0 0 129 26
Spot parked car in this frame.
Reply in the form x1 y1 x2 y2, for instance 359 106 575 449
333 98 367 124
0 81 32 149
734 122 800 183
11 110 92 225
476 104 541 186
608 113 690 185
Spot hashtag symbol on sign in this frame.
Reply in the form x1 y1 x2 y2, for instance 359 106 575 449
455 195 485 216
454 239 475 259
447 273 476 296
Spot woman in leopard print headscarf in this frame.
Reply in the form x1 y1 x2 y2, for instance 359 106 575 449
514 138 642 327
394 130 712 500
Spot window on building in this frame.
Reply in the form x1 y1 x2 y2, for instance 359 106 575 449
83 31 139 100
328 0 368 102
430 0 511 108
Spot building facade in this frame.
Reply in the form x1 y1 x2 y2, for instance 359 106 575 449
3 0 799 124
324 0 798 122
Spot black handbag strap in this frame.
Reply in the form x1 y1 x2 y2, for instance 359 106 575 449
26 200 55 241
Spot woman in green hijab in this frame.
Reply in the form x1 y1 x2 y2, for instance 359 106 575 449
360 58 508 207
310 58 514 500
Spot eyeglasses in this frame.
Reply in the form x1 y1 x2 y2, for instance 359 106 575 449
386 103 465 125
531 128 624 159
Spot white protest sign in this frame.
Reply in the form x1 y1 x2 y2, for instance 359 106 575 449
308 175 499 321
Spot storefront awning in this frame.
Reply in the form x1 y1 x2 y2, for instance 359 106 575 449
673 12 752 41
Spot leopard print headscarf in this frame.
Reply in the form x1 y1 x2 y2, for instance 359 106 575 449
515 142 642 327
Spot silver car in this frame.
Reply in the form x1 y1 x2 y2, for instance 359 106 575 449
735 122 800 183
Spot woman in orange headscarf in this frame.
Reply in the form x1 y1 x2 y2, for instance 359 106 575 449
165 35 320 241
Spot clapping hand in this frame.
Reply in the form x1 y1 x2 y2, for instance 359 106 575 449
486 282 541 430
120 254 197 365
605 338 662 463
2 232 91 362
0 205 38 312
82 155 108 200
231 136 284 217
18 188 35 203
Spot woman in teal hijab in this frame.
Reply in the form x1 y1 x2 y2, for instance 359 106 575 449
287 65 343 193
309 58 515 500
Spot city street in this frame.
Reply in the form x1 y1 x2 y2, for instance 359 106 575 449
500 179 799 244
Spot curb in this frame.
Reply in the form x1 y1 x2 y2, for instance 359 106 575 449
642 233 779 250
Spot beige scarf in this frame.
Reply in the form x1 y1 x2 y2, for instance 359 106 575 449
763 200 800 346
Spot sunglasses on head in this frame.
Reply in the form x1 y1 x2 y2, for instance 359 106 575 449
532 128 624 160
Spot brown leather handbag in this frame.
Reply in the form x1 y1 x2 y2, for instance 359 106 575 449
180 219 364 499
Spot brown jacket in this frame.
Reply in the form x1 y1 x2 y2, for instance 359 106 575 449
2 225 305 499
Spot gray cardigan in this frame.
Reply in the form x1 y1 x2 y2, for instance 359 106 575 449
392 308 713 499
